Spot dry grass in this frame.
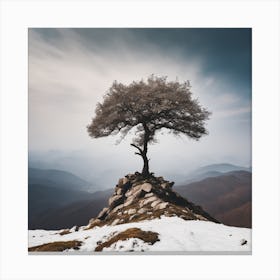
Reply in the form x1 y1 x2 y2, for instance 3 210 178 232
59 229 71 235
95 227 159 251
28 240 82 252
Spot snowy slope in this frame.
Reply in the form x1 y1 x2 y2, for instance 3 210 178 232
28 216 251 252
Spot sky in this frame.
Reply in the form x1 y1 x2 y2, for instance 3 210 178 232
28 28 251 185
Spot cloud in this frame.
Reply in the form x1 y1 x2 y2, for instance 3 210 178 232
28 29 252 180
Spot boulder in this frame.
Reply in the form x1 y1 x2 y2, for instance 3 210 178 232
123 177 129 184
70 225 79 232
161 181 174 189
127 208 136 215
118 178 124 187
125 185 142 197
151 200 161 208
124 196 134 207
116 188 122 195
161 182 169 189
111 204 124 213
109 195 123 208
155 202 169 210
87 218 101 229
138 208 147 214
142 196 158 206
111 219 120 226
122 181 132 193
97 207 109 220
140 183 152 192
144 193 154 198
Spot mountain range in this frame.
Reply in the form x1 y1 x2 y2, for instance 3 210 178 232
28 163 252 230
174 170 251 228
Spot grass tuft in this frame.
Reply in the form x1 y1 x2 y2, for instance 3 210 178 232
28 240 82 252
95 227 159 251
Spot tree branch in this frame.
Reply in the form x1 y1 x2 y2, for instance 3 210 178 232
130 143 144 155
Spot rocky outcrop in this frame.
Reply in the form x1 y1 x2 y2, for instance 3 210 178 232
86 172 219 229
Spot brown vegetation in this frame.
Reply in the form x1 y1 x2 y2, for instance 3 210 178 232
59 229 71 235
29 240 82 252
95 227 159 251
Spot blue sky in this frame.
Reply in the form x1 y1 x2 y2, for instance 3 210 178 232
29 28 251 183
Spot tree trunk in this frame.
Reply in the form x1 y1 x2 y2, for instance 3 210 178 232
141 123 150 177
141 152 149 177
130 123 150 177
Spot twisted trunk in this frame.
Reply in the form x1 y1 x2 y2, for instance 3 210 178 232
141 123 150 176
131 123 150 177
141 151 149 177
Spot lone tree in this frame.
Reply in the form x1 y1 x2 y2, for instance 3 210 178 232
87 75 210 177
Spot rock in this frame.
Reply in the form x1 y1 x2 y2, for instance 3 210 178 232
109 195 122 205
108 195 123 208
137 208 147 214
158 176 164 182
111 219 120 226
70 225 79 232
129 214 136 221
118 178 124 187
86 218 101 229
122 181 132 193
125 185 142 197
111 204 124 213
161 181 174 189
124 197 134 207
161 182 169 189
133 189 144 199
144 193 154 198
97 207 109 219
142 196 158 206
240 239 247 246
155 202 169 210
127 208 136 215
123 177 129 184
116 188 122 195
140 183 152 192
151 200 161 208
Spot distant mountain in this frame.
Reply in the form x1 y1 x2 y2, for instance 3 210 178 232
29 189 112 230
28 184 100 228
28 167 104 229
193 163 251 174
174 170 252 228
180 163 251 184
29 167 92 191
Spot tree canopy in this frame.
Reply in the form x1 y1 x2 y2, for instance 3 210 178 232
87 75 211 177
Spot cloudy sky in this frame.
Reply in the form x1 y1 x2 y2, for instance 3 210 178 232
29 28 251 184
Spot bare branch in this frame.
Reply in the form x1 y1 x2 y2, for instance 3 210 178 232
130 143 143 155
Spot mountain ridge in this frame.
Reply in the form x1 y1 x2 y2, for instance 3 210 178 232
174 170 252 228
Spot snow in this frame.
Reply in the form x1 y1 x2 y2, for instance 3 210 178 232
28 216 251 252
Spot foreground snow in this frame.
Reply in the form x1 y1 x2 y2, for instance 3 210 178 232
28 216 251 252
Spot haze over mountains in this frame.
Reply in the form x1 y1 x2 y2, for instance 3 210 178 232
28 167 111 229
174 170 251 228
28 162 251 230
